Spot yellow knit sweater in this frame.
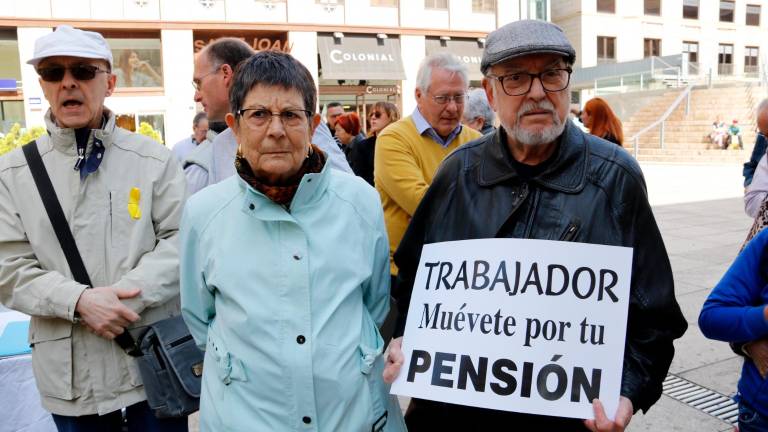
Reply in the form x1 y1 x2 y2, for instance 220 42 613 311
374 115 481 275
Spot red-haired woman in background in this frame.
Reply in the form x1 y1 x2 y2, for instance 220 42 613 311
335 112 363 161
580 97 624 146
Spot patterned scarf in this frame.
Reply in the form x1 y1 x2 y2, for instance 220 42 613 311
236 144 326 206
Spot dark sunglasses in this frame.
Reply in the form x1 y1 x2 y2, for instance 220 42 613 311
372 111 383 119
37 64 109 82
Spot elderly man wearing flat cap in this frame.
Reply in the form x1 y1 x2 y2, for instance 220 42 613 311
0 26 187 431
382 20 687 431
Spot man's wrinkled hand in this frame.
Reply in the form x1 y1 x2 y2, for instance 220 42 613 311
745 338 768 378
383 336 404 384
583 397 633 432
75 287 141 340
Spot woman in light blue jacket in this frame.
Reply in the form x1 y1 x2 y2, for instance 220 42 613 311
179 51 406 432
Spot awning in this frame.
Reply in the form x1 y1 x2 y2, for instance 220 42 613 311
317 33 405 80
425 37 484 81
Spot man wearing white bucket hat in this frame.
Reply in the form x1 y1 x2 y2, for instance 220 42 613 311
0 25 187 431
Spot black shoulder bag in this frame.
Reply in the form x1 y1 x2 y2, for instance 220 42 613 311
23 140 203 418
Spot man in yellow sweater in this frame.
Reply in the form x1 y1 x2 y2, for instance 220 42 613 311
374 53 481 294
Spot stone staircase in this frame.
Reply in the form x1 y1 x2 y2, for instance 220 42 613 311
621 83 762 163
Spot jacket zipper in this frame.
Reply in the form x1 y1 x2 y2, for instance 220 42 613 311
559 220 581 242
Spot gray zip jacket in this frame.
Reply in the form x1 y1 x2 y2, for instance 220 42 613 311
0 109 186 416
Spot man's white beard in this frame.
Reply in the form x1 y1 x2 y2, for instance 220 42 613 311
504 100 566 146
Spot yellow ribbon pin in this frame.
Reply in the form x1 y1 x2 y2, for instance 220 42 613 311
128 187 142 220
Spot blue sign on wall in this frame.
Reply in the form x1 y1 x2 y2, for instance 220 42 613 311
0 79 16 91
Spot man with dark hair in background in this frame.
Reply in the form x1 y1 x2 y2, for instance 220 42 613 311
184 37 254 195
326 101 344 142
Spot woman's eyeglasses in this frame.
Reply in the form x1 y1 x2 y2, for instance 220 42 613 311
235 108 312 129
37 64 110 82
371 111 383 119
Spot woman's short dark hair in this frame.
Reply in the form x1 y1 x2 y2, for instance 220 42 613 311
229 51 317 117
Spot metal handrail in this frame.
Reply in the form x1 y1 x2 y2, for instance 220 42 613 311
591 66 690 96
629 83 695 157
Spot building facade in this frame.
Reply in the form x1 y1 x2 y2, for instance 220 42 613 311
0 0 551 145
554 0 767 78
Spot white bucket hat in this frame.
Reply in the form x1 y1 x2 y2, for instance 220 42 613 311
27 25 113 68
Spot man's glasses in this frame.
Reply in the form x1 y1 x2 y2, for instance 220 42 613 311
37 64 109 82
431 94 466 105
487 68 573 97
371 111 383 119
192 65 222 91
235 108 312 129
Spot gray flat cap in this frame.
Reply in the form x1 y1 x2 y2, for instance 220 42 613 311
481 20 576 75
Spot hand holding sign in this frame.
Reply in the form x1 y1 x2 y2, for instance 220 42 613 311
584 397 633 432
383 337 404 384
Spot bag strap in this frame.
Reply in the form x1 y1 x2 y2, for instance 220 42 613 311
22 141 140 355
23 142 94 287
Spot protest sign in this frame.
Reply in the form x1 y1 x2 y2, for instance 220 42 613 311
390 238 633 420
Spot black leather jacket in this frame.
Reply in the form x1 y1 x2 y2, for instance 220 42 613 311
393 122 687 420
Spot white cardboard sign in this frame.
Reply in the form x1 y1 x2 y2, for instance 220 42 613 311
390 238 633 420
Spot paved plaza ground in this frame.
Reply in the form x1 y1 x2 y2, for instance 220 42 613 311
624 163 749 432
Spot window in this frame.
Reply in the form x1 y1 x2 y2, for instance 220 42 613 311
370 0 397 6
0 29 20 84
0 29 23 135
745 46 759 75
102 32 163 89
528 0 547 20
644 0 661 15
424 0 447 9
0 101 24 135
316 0 344 5
472 0 495 13
597 36 616 64
747 4 761 26
718 44 734 75
115 113 166 145
683 0 698 19
682 41 699 66
720 1 735 22
597 0 615 13
644 38 661 58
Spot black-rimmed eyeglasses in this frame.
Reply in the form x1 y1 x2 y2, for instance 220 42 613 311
486 68 573 97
